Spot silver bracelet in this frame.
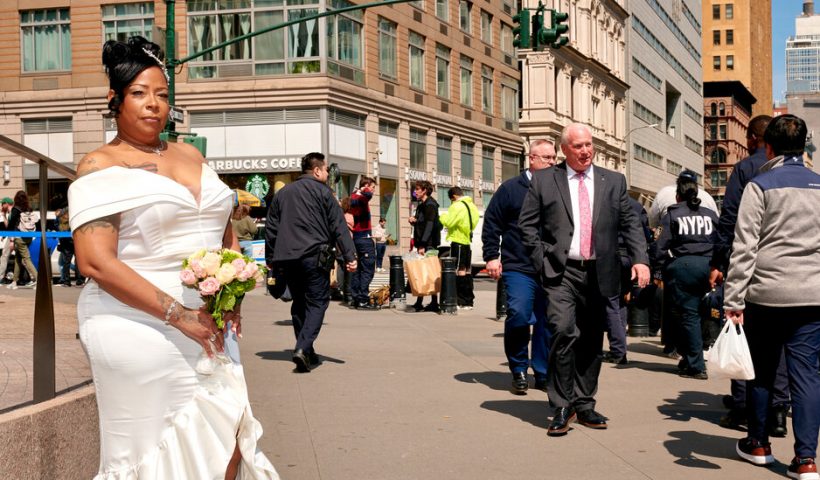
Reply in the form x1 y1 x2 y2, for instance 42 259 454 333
164 300 179 325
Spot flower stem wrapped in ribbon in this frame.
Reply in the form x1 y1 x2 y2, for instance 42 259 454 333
180 248 267 329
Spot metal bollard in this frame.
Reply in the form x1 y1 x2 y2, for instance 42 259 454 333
627 285 650 337
495 276 507 320
439 256 458 314
389 255 406 308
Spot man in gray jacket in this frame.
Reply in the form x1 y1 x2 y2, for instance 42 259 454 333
725 114 820 479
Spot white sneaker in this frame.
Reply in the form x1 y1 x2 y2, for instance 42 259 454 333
457 305 474 311
7 283 17 290
22 281 36 288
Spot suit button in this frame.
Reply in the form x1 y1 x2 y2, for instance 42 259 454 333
564 250 568 254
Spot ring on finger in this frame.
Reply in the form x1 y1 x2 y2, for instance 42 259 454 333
209 333 217 341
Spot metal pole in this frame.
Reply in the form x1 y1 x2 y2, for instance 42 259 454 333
389 254 405 308
164 0 177 137
33 162 55 403
439 257 457 314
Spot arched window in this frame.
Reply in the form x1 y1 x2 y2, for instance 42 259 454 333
710 102 717 116
711 148 727 164
718 102 726 116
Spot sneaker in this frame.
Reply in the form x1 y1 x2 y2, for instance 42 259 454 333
22 281 36 288
6 282 17 290
787 457 820 480
736 437 774 466
457 305 473 311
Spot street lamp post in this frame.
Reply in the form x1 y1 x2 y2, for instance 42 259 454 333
620 123 659 188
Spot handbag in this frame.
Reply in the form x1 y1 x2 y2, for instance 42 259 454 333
704 321 755 380
404 255 441 296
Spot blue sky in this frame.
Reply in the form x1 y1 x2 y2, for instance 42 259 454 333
772 2 806 102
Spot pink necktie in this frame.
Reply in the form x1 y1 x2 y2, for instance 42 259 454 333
577 172 592 259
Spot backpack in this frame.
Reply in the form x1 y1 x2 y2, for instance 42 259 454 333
19 211 39 232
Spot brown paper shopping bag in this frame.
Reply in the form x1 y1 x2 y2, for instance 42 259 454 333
404 256 441 296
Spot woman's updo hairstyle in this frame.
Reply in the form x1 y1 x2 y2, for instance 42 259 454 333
676 170 701 210
102 36 166 116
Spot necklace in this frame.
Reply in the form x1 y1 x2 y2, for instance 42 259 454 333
116 136 165 156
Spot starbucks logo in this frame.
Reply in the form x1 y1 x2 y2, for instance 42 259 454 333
245 174 270 200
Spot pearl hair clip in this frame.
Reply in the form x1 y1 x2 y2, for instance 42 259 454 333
142 47 170 84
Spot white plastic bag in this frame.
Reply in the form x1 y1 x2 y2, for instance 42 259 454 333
705 321 755 380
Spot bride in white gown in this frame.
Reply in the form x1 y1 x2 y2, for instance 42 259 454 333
69 36 278 479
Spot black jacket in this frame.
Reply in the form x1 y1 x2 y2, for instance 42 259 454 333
265 175 355 265
711 147 769 270
413 196 441 249
654 201 718 274
482 171 536 274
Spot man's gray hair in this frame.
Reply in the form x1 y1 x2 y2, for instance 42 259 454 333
529 138 555 151
560 123 592 146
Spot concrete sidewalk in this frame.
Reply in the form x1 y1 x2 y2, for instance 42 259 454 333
0 285 795 479
240 288 791 480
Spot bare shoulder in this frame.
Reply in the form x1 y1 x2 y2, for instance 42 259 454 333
76 146 117 178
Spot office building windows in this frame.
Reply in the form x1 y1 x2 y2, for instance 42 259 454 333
713 30 720 46
726 29 734 45
409 31 425 91
21 8 71 72
378 17 397 80
459 0 471 33
436 0 448 21
436 44 451 99
712 4 720 20
481 65 493 114
410 128 427 169
102 3 154 42
460 55 473 106
726 4 734 20
480 10 492 44
713 56 721 70
727 55 734 70
461 142 474 178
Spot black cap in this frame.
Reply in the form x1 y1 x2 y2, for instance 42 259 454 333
678 169 698 183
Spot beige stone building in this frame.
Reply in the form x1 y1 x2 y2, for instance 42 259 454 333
519 0 629 178
0 0 522 251
701 0 772 117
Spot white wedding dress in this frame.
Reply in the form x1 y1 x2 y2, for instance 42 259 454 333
68 165 279 480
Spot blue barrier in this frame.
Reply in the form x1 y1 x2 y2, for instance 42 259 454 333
0 231 72 238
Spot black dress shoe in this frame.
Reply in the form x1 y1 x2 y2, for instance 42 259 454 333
768 405 789 438
422 303 440 313
602 352 628 365
719 407 748 430
355 301 379 310
547 407 576 436
292 349 311 373
308 351 321 366
511 372 528 395
577 409 608 429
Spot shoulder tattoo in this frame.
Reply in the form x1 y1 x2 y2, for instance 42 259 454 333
77 157 101 178
75 213 120 234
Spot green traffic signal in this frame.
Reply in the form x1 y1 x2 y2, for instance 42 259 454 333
551 10 569 48
512 10 531 49
531 10 544 50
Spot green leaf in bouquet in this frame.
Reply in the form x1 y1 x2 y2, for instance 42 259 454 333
220 249 243 263
219 292 236 312
212 309 224 330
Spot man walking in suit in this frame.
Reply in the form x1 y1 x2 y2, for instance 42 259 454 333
519 123 650 436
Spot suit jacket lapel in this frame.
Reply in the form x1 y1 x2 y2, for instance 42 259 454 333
554 164 573 222
592 167 605 227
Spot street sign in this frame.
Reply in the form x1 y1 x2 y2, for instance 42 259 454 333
169 106 185 123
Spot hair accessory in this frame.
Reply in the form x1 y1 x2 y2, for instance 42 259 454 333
142 47 170 84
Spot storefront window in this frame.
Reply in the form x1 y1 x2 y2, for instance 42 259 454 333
410 128 427 170
379 178 399 247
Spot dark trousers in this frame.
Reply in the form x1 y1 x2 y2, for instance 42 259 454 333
605 294 628 358
375 242 387 269
743 303 820 458
285 255 331 354
730 352 790 409
451 242 474 307
666 256 710 373
544 262 605 412
502 271 549 379
351 234 376 304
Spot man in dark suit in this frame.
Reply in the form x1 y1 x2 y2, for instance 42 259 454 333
519 123 650 436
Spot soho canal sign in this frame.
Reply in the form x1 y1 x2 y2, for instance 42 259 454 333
207 157 303 174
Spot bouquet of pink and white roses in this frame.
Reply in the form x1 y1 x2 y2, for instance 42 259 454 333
180 248 267 329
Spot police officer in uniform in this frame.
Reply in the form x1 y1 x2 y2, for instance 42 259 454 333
654 172 718 379
266 152 357 373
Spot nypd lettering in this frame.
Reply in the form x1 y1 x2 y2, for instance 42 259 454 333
676 215 714 236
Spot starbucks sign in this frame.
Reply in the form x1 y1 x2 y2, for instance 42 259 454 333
245 174 270 201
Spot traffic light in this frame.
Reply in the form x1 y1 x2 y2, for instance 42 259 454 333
512 10 530 49
535 15 556 49
184 135 208 157
531 9 545 50
551 10 569 48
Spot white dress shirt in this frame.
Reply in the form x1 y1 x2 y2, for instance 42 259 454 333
567 165 595 260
